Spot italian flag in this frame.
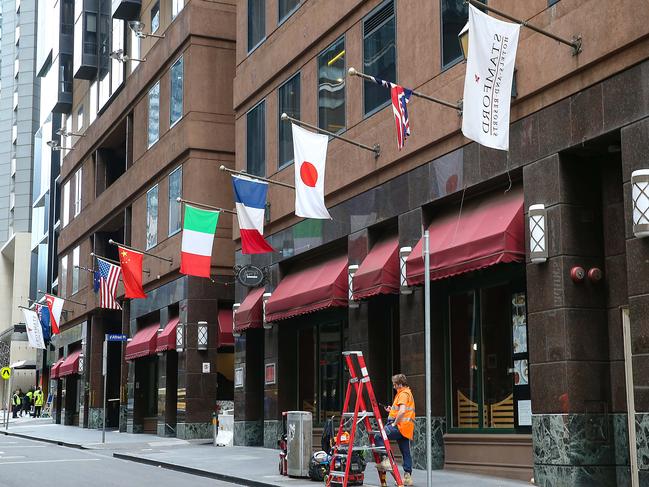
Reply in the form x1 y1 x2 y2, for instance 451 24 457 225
180 204 219 278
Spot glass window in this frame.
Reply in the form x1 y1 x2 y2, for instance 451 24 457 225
74 168 82 216
170 56 184 126
89 81 97 125
72 246 80 294
172 0 184 18
363 1 396 115
146 185 159 250
77 105 84 131
62 180 70 226
278 74 300 168
60 255 68 298
441 0 484 68
130 28 141 73
318 37 345 134
168 166 182 235
248 0 265 51
279 0 299 22
246 101 265 177
151 2 160 33
548 0 560 4
148 81 160 148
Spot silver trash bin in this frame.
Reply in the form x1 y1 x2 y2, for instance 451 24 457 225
286 411 312 477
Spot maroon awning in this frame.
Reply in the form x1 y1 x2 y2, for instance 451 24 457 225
352 236 399 300
50 357 65 379
59 350 81 377
155 317 179 353
217 309 234 348
234 287 265 332
265 255 348 322
406 188 524 285
125 323 160 361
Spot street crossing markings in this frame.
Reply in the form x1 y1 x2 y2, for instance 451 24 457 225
0 458 101 465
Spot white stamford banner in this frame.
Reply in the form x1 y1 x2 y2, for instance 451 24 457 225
292 123 332 220
461 4 520 151
22 308 46 349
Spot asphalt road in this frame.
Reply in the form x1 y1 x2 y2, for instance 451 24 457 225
0 434 234 487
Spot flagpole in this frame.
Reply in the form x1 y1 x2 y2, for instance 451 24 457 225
37 290 86 307
176 197 236 215
348 67 463 112
280 113 381 157
219 165 296 189
90 252 121 266
28 297 72 313
108 239 173 264
76 263 149 276
464 0 582 54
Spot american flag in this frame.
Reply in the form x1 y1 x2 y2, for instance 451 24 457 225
369 76 413 150
96 257 122 310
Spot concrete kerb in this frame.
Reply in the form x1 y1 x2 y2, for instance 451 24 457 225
113 452 275 487
1 430 87 449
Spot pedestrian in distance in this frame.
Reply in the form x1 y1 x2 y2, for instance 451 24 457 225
374 374 415 487
21 389 30 417
33 387 44 418
11 389 21 418
26 388 34 416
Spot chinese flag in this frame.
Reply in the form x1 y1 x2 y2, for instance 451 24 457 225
118 246 147 299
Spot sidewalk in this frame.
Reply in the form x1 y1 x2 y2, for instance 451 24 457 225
1 421 532 487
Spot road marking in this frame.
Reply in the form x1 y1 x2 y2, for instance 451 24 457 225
0 445 47 449
0 456 25 460
0 458 101 465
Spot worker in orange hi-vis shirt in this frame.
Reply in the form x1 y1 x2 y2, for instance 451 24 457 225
373 374 415 487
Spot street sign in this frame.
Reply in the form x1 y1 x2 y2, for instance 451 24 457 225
106 334 128 342
0 367 10 380
236 265 265 287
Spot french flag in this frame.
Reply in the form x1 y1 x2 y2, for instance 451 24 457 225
232 175 275 254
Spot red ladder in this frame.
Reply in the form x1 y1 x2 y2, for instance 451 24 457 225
326 351 403 487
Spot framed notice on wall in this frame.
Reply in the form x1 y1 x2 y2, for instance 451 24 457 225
234 366 244 389
265 363 276 385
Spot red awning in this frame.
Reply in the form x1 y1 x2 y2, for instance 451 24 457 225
155 317 180 353
406 188 524 285
234 287 265 332
59 350 81 378
265 255 348 322
125 323 160 361
217 309 234 347
352 236 399 300
50 357 65 379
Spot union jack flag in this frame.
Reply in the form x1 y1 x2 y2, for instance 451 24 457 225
369 76 413 150
96 257 122 310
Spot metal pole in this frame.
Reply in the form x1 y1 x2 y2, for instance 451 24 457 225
176 197 237 215
219 165 296 190
212 412 218 446
348 68 462 112
6 373 12 430
37 289 86 307
102 336 107 444
108 239 173 263
465 0 582 54
281 113 381 157
423 230 432 487
90 252 121 266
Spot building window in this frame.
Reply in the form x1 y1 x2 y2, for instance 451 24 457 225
170 56 184 127
279 0 299 23
60 255 68 298
248 0 265 52
72 246 80 294
548 0 560 4
89 81 97 125
151 1 160 33
363 1 396 115
168 166 182 236
246 101 266 177
74 168 82 216
148 81 160 148
146 185 159 250
318 36 345 134
278 73 300 169
77 105 84 131
172 0 184 19
130 29 141 73
62 180 70 226
441 0 484 68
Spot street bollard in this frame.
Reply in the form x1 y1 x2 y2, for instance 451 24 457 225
212 412 218 446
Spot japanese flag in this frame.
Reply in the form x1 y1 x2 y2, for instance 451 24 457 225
292 123 331 220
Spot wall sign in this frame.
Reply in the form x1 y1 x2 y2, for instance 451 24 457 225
234 366 244 388
264 363 276 385
202 362 211 374
236 265 265 287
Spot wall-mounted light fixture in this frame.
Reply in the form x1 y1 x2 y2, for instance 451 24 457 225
232 303 240 337
197 321 208 350
348 265 359 308
128 21 166 39
176 322 185 352
109 49 146 63
399 247 412 294
262 293 273 329
46 140 74 151
529 204 548 264
78 353 84 374
632 170 649 238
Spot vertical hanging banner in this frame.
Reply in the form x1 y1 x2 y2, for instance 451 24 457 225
292 123 332 220
461 4 520 151
180 204 220 278
232 175 275 254
22 308 46 349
